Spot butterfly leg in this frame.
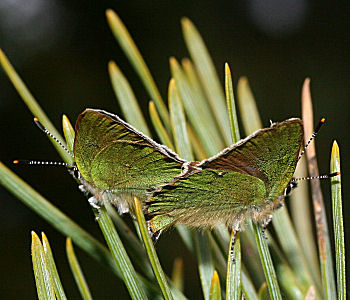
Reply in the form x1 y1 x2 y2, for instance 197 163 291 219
229 222 241 262
79 184 89 196
261 214 273 239
147 220 163 243
229 231 238 263
88 196 102 220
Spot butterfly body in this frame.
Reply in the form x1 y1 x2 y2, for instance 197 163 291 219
146 118 303 233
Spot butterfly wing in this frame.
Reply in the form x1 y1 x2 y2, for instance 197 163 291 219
147 118 303 233
199 118 303 202
147 169 266 232
74 109 185 198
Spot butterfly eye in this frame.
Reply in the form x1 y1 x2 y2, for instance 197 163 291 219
73 167 81 180
284 180 298 196
285 185 291 196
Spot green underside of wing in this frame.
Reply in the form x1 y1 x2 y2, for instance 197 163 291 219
150 215 174 233
74 110 183 196
148 169 267 232
90 141 182 191
253 122 302 201
201 120 302 205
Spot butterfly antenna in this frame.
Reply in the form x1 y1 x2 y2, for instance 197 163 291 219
285 171 340 196
34 118 74 158
297 117 325 162
293 172 340 183
13 159 73 168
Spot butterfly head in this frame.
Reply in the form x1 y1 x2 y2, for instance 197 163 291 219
67 163 82 181
284 180 298 196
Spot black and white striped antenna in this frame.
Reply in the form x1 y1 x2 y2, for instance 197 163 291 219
285 117 340 195
33 118 74 158
13 118 75 168
292 172 340 183
297 117 325 162
13 159 73 168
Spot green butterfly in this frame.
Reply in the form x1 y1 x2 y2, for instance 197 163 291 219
19 109 336 240
146 118 303 236
28 109 304 235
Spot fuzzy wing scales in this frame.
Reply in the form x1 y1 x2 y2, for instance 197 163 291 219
200 119 303 202
74 109 184 199
90 141 183 193
147 169 266 232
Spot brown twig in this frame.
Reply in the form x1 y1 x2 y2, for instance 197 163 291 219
301 78 336 299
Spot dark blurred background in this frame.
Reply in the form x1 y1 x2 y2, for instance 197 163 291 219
0 0 349 298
